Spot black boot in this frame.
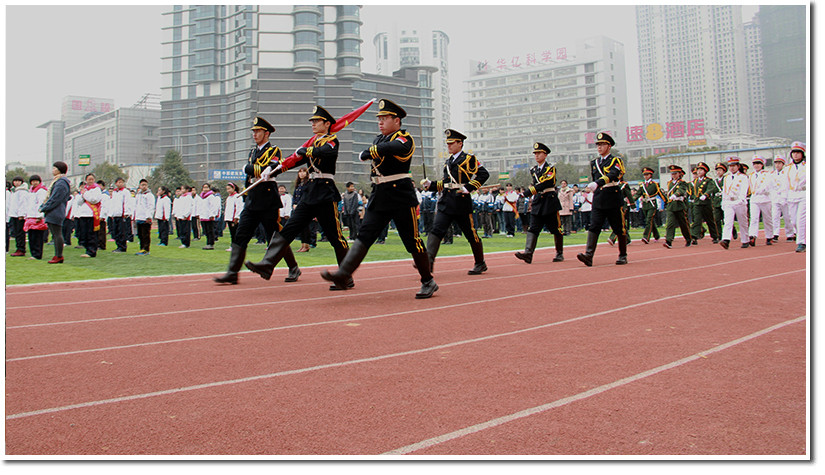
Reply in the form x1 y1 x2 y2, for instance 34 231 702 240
411 249 437 298
577 231 599 267
515 232 538 264
281 241 301 283
425 233 440 272
553 233 564 262
245 231 290 281
214 243 246 284
321 240 368 290
415 278 439 299
467 238 486 275
616 233 628 265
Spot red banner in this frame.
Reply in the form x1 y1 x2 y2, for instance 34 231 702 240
280 98 376 171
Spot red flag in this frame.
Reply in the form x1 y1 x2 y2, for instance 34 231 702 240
280 98 376 171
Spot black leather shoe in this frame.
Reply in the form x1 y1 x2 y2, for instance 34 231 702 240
284 266 301 282
741 242 750 248
720 240 730 249
213 272 238 285
244 260 273 280
468 261 487 275
329 278 355 291
576 253 592 267
515 251 533 264
615 255 628 265
766 239 773 246
415 278 438 299
552 253 564 262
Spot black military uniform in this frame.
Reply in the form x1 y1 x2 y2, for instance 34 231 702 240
214 117 300 284
422 128 490 274
321 99 437 299
245 106 351 287
515 142 564 263
577 132 628 266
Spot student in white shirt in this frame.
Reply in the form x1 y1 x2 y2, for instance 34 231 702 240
109 177 129 253
154 186 172 246
786 141 806 252
197 183 220 249
24 175 48 259
223 182 244 249
174 185 194 248
134 179 156 255
8 177 28 256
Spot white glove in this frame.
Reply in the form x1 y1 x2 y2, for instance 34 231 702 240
420 179 431 189
261 166 273 181
460 185 470 194
586 182 598 193
699 195 707 201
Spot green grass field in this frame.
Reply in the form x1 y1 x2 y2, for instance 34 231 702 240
4 225 667 286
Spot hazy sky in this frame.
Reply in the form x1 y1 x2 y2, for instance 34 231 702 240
4 3 762 167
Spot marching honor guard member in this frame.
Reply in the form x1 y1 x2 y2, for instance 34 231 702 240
662 165 692 248
515 142 564 264
244 105 352 288
420 128 490 274
747 156 774 246
634 167 665 244
689 162 720 245
321 99 438 299
719 156 750 249
608 179 635 246
769 155 792 242
576 132 628 266
786 141 806 252
213 116 300 284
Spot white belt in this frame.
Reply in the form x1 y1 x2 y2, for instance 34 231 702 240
644 197 657 202
541 188 556 194
602 182 619 188
310 173 335 180
371 173 410 185
669 196 685 201
443 183 463 190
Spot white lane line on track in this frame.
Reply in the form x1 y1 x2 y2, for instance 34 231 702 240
3 245 567 292
5 270 803 419
4 243 675 308
382 315 807 455
6 247 782 330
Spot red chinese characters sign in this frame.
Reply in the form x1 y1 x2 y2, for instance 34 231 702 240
626 119 705 143
71 99 114 114
482 46 571 73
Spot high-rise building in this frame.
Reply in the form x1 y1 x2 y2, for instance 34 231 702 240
373 28 450 152
160 5 436 185
744 15 767 137
759 5 807 140
464 36 628 172
636 5 750 136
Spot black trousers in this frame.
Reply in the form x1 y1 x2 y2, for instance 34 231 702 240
27 228 46 259
177 219 191 247
279 200 348 260
528 211 563 236
234 208 281 249
430 209 480 245
227 221 238 243
97 219 107 250
137 221 152 251
589 206 626 238
76 217 98 257
157 219 170 245
62 218 74 246
503 211 516 236
11 218 26 253
358 205 430 282
48 223 64 258
200 221 215 246
111 216 128 251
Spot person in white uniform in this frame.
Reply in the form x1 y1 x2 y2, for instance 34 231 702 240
719 156 750 249
785 141 806 253
747 156 773 246
769 155 792 242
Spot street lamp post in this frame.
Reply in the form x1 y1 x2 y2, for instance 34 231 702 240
200 134 210 181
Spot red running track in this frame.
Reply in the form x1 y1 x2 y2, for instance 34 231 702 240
5 236 808 456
